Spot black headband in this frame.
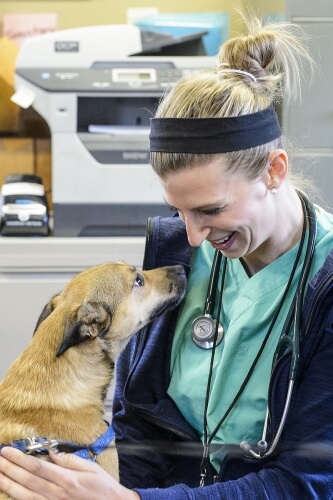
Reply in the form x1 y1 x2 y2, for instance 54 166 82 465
150 105 281 154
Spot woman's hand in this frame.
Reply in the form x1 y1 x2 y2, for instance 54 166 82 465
0 446 140 500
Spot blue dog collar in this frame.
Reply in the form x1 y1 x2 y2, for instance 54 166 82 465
72 424 115 460
0 424 115 461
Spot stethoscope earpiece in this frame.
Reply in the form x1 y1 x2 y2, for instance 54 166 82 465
191 314 224 349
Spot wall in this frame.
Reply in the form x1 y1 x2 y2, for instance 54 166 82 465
0 0 286 38
250 0 285 17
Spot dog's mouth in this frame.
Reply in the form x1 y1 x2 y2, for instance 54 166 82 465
149 294 184 321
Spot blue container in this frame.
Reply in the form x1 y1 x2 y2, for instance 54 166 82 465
136 12 230 56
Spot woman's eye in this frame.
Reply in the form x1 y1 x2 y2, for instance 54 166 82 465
169 206 179 214
134 274 144 287
200 207 223 216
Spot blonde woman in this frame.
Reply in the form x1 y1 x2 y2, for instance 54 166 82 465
1 14 333 500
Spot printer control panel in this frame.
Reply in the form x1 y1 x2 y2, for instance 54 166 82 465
16 66 201 93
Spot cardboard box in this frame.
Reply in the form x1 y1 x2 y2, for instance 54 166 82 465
0 36 52 207
0 138 34 182
0 36 51 135
35 138 52 210
0 37 20 132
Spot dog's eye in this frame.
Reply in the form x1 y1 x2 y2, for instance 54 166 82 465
134 273 144 287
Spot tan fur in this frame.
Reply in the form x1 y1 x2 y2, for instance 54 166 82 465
0 262 186 498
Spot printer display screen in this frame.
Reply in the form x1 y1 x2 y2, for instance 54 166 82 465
112 68 156 83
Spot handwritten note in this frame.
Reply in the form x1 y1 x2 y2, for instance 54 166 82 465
3 13 58 46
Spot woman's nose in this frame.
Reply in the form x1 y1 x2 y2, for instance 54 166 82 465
184 217 210 247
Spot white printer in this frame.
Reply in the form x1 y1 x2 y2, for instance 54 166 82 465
13 25 215 236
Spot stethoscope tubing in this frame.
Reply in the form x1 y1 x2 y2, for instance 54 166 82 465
204 250 222 315
247 191 317 459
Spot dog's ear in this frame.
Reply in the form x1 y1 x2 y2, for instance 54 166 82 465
33 293 61 335
56 301 112 357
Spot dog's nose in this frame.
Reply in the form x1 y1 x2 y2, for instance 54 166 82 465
166 265 186 279
174 265 186 276
167 266 187 289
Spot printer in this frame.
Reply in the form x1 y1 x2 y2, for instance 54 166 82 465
12 25 215 236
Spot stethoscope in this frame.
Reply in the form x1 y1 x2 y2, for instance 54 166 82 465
192 191 317 485
191 250 226 349
243 191 317 460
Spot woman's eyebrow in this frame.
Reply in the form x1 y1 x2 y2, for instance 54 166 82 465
164 197 225 212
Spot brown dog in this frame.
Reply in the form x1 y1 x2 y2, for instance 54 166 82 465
0 262 186 497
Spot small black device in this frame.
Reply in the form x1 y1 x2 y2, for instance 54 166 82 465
0 174 50 236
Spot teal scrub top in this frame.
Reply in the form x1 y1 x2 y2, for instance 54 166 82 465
168 205 333 471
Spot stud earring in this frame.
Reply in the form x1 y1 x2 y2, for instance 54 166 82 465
271 188 277 195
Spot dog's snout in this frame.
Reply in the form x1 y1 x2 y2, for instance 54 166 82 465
175 265 186 276
166 265 187 294
167 264 186 278
171 266 186 284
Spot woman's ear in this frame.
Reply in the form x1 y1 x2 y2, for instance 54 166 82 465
267 149 289 190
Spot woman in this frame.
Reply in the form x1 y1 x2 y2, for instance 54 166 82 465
1 14 333 500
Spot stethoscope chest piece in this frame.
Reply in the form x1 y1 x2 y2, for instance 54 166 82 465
191 314 224 349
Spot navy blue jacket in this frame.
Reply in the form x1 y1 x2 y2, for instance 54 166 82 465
113 216 333 499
